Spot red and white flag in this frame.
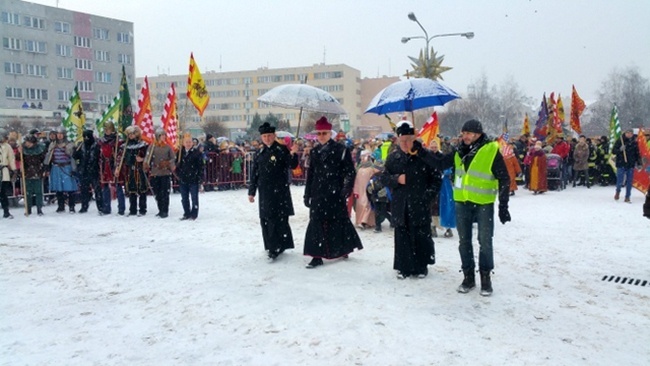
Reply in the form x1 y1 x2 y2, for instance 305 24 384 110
161 83 179 151
133 76 154 144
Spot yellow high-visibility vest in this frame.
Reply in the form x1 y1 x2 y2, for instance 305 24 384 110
453 142 499 204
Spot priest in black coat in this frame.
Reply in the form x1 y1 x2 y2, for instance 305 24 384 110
303 117 363 268
248 122 300 261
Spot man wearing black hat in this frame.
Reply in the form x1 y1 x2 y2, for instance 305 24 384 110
248 122 300 261
612 129 640 202
73 129 104 214
381 120 439 279
420 119 510 296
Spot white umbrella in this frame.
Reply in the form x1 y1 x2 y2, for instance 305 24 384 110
275 131 295 138
257 84 346 136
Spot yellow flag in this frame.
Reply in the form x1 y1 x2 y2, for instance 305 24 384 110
186 52 209 116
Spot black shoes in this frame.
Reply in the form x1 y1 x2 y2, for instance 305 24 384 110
457 269 476 293
306 258 323 269
480 270 493 296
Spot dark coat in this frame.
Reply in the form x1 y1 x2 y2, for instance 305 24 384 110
248 141 298 218
22 142 46 179
177 146 203 185
304 139 356 220
612 135 640 169
73 137 100 180
123 140 149 194
381 141 441 227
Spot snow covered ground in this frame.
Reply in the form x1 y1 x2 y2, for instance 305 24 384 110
1 184 649 365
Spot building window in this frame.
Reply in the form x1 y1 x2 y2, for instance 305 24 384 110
313 71 343 80
319 85 343 92
1 12 21 25
94 71 112 83
23 16 46 29
25 40 47 53
74 36 91 48
5 87 24 99
94 50 110 62
26 64 47 77
4 62 22 74
54 21 71 33
118 53 132 65
55 44 72 57
97 94 112 104
75 59 92 70
283 74 296 82
243 77 252 85
58 90 72 101
92 28 109 40
26 88 48 100
78 81 92 92
3 37 22 50
116 32 131 44
57 67 73 79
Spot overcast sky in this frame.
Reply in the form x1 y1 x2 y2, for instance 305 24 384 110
29 0 650 102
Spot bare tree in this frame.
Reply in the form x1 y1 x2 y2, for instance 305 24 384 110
201 116 229 138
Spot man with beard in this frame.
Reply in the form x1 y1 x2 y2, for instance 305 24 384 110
73 129 103 214
123 126 149 216
424 120 510 296
98 121 126 215
303 116 362 269
381 121 439 279
248 122 300 261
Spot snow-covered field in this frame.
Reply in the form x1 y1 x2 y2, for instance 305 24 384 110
1 184 649 365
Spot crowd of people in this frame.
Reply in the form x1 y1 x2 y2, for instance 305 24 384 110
1 117 649 296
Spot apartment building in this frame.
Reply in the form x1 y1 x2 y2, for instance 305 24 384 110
141 63 363 138
1 0 134 128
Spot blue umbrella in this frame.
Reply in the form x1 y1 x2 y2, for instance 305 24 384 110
365 78 460 115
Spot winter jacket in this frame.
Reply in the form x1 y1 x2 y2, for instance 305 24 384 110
177 146 204 185
0 141 17 182
248 141 299 218
21 142 46 179
573 141 589 171
146 143 176 177
612 135 640 169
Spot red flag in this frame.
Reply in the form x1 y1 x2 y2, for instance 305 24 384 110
633 128 650 194
522 113 530 136
556 93 565 133
161 83 179 151
570 85 585 134
133 76 154 144
417 112 439 146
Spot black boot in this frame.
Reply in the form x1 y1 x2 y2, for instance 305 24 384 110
457 269 476 293
480 270 493 296
56 192 65 212
37 207 44 216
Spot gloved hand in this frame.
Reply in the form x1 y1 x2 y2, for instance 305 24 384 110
620 145 625 152
498 204 511 224
303 196 311 208
411 140 424 156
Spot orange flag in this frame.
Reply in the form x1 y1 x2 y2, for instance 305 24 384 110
522 113 530 136
633 128 650 194
161 83 179 151
417 111 439 146
570 85 586 134
187 52 209 116
133 76 154 144
556 93 565 133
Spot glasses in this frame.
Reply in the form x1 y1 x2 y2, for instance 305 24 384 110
316 131 330 136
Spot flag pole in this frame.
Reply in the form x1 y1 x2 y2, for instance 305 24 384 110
18 134 28 216
295 107 303 138
178 97 188 163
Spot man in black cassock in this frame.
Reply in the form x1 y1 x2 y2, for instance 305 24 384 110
303 116 363 268
248 122 299 261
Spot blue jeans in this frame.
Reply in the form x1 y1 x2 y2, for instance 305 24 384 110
615 167 634 199
180 183 199 219
455 202 494 271
102 184 125 214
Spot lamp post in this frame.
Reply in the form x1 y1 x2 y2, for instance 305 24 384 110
401 12 474 67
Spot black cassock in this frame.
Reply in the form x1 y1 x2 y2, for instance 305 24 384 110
382 143 440 276
303 140 363 259
248 141 299 255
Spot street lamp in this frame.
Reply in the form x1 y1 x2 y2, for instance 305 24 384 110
402 11 474 63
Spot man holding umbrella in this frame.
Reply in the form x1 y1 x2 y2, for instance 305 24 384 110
303 116 363 268
248 122 300 261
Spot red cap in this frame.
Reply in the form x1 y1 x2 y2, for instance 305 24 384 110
314 116 332 131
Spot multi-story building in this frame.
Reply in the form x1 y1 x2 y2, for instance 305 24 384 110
141 63 364 138
1 0 134 129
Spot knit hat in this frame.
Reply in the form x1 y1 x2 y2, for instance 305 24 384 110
25 135 37 143
461 119 483 134
395 120 415 136
258 122 275 134
314 116 332 131
336 131 347 141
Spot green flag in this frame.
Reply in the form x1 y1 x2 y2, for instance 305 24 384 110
61 84 85 143
119 65 133 136
608 104 621 154
95 93 121 136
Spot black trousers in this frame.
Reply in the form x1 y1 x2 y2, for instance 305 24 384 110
0 181 11 213
128 193 147 215
79 177 103 212
150 176 171 215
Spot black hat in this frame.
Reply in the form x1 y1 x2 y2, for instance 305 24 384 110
258 122 275 134
206 133 214 140
461 119 483 134
395 120 415 136
29 128 40 135
25 135 37 143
